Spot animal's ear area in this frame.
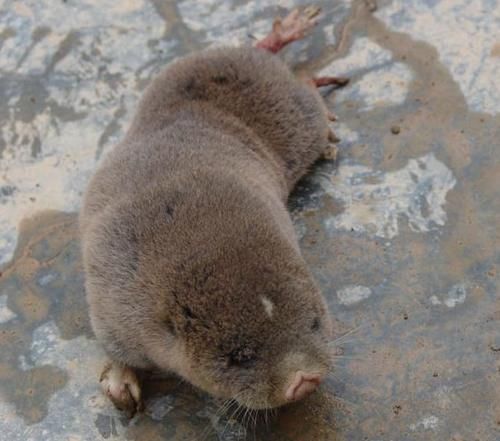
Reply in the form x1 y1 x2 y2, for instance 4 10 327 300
210 74 229 85
311 316 321 331
164 317 177 336
180 305 205 333
181 77 205 100
164 202 174 218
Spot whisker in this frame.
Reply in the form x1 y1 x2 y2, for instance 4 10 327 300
229 403 246 437
220 409 237 439
252 409 258 441
326 370 344 383
328 337 369 348
243 399 252 428
198 398 231 441
217 392 244 418
202 391 247 441
241 402 253 438
328 324 367 346
198 414 216 441
331 355 367 361
225 399 245 431
215 398 234 418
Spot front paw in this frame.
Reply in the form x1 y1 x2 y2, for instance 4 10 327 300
100 362 144 418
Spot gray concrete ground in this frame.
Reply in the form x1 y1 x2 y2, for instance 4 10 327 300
0 0 499 440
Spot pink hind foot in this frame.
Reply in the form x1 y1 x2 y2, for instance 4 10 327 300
312 76 349 88
255 6 321 53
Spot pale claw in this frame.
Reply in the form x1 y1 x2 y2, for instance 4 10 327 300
328 129 340 143
322 144 339 161
328 112 338 122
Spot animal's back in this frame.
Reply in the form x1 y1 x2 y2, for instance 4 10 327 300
81 46 330 228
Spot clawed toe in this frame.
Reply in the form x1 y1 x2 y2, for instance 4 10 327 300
322 144 339 161
279 6 320 42
327 112 338 122
328 129 340 143
303 5 322 20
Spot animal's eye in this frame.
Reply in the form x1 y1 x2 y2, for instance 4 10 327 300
182 306 197 320
226 347 257 368
311 317 321 332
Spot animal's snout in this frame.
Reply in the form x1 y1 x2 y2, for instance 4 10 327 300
284 370 322 402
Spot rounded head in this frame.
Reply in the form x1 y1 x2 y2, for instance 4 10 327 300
114 181 335 410
84 181 333 409
158 248 333 409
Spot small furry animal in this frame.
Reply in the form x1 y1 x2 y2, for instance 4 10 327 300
80 6 347 416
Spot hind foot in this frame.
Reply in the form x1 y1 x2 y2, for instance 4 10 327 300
100 362 144 418
255 6 321 53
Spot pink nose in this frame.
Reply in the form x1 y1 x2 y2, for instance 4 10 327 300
285 371 322 402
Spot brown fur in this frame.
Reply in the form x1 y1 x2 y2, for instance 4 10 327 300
80 46 334 409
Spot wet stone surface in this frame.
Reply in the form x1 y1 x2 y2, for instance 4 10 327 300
0 0 499 440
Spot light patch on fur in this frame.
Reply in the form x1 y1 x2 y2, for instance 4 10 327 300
410 415 440 431
261 296 274 318
0 295 17 324
429 283 467 308
320 153 456 238
377 0 500 114
336 285 372 306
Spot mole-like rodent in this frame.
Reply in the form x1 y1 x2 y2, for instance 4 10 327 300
80 6 348 416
